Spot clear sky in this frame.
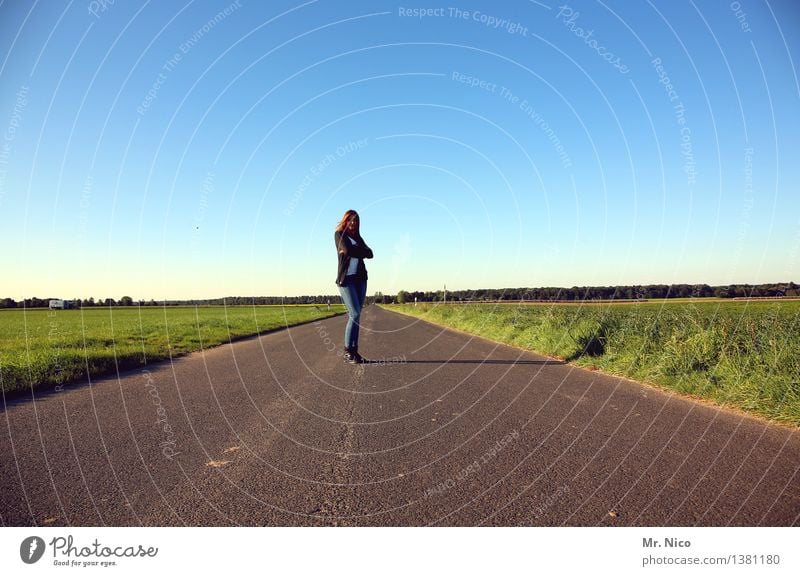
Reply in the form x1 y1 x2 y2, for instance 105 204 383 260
1 0 798 300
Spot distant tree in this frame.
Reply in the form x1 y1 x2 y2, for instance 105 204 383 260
119 296 134 306
648 285 668 299
396 290 409 304
0 298 16 308
694 284 713 298
731 285 747 298
374 291 384 304
104 298 116 307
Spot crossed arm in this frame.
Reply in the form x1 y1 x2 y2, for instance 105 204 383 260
335 232 373 259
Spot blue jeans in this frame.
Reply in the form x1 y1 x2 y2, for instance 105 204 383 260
338 276 367 351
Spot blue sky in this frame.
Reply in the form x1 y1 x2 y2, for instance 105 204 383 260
1 0 798 299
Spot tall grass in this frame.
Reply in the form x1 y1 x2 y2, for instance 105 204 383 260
386 301 800 426
0 305 344 396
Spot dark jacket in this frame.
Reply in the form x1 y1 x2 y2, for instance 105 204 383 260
335 230 373 286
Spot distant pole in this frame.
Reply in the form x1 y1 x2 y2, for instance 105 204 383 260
327 299 330 310
414 296 417 307
444 284 447 304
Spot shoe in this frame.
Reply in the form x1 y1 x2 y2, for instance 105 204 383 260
351 350 366 364
343 349 359 364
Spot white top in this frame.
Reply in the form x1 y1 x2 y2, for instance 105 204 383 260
346 236 359 275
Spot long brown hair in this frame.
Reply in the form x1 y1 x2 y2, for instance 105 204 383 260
335 209 360 235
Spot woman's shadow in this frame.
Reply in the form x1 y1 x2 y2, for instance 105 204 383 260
362 359 563 365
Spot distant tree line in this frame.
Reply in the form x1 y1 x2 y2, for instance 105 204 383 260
388 282 799 304
1 283 797 309
0 295 344 309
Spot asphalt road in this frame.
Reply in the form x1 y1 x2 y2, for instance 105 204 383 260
1 305 798 526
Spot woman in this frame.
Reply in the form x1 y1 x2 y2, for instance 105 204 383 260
334 210 373 364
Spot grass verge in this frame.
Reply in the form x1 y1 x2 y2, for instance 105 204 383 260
0 305 345 396
384 301 800 427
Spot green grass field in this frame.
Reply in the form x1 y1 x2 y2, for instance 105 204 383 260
385 300 800 426
0 305 344 396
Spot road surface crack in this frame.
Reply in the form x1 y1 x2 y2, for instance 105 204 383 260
314 364 364 525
